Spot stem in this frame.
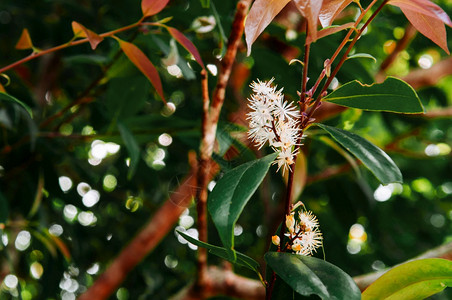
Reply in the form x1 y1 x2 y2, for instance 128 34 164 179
0 19 144 75
307 0 380 99
301 27 310 97
304 0 388 127
195 69 210 292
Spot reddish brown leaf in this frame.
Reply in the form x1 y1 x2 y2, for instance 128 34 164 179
292 0 324 43
117 38 166 103
142 0 170 17
400 8 449 54
306 22 354 44
166 26 205 69
389 0 452 26
0 83 5 93
71 21 104 50
319 0 353 27
245 0 291 56
15 28 33 50
389 0 451 53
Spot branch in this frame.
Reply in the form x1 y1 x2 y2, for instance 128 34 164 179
174 266 265 300
377 24 417 78
195 69 211 290
0 20 144 75
79 159 218 300
402 57 452 89
194 0 251 295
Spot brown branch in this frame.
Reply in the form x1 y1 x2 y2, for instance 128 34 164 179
193 1 251 296
174 265 265 300
0 19 144 75
195 69 211 291
402 56 452 89
79 160 217 300
306 163 352 185
424 106 452 118
377 24 417 79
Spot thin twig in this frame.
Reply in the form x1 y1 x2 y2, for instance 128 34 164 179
195 69 211 291
378 24 417 74
0 19 145 75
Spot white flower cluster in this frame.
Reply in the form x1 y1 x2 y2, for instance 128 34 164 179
247 79 303 173
282 210 323 256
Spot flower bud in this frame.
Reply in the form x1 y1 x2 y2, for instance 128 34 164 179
286 214 295 233
292 243 302 252
272 235 280 246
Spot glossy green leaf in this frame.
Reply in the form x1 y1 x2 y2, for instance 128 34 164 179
118 123 140 180
324 77 424 113
208 153 277 260
363 258 452 299
200 0 209 8
347 53 377 63
265 252 361 300
177 231 260 273
316 124 402 184
0 92 33 117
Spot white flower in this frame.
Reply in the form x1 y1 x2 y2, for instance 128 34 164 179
284 209 323 256
298 210 319 231
297 229 323 256
273 98 300 121
247 78 305 174
273 147 297 174
250 78 275 95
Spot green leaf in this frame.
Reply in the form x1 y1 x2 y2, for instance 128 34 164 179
106 76 150 119
177 231 260 273
265 252 361 300
347 53 377 63
200 0 209 8
362 258 452 299
208 153 277 260
324 77 424 113
316 124 402 184
0 92 33 117
118 123 140 180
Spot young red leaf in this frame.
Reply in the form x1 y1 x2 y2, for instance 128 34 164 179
142 0 170 17
245 0 291 56
15 29 33 50
71 21 104 50
389 0 452 26
292 0 324 43
117 39 166 103
166 26 205 69
319 0 353 28
389 0 451 53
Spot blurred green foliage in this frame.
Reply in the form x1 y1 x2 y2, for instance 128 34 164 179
0 0 451 299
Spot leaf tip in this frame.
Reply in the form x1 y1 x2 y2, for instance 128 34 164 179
15 28 33 50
